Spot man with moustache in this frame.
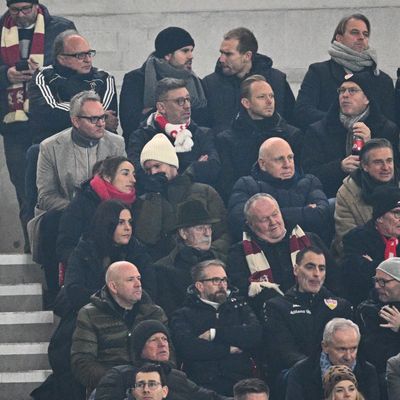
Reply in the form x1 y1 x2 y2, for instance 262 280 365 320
262 247 352 397
0 0 75 252
294 13 395 130
302 72 399 198
71 261 167 394
120 26 207 142
128 77 219 186
170 259 262 396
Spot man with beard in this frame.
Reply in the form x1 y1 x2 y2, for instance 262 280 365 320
203 27 294 131
0 0 75 252
128 77 219 186
333 138 397 257
154 199 224 317
120 26 207 143
294 13 395 130
342 187 400 306
170 259 262 396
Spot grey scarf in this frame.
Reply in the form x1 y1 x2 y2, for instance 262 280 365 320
339 106 370 155
329 41 379 76
143 54 207 110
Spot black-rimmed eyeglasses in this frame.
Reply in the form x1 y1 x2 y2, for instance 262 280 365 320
372 277 397 287
199 277 228 285
61 50 96 60
77 114 107 124
9 5 33 15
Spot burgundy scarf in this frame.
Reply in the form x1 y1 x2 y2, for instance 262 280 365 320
90 175 136 205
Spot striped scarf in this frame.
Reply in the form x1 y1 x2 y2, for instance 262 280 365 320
243 225 311 297
0 6 45 123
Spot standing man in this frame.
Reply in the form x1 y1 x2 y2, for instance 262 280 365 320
120 26 207 142
0 0 75 251
294 13 395 130
203 27 294 131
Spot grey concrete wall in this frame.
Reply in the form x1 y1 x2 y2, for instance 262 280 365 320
1 1 400 252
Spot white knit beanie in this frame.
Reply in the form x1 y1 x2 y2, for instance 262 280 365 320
140 133 179 169
376 258 400 281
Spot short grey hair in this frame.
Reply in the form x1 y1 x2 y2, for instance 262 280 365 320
53 29 81 58
323 318 360 344
155 77 187 102
70 90 101 117
244 193 279 223
191 259 226 283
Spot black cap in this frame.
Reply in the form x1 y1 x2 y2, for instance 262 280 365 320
372 186 400 220
7 0 38 5
340 72 374 101
155 27 194 58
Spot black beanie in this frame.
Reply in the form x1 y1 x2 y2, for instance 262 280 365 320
132 320 170 359
7 0 38 5
340 72 374 101
372 186 400 220
155 27 194 58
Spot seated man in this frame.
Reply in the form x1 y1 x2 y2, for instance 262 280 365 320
342 187 400 305
333 138 397 257
262 246 352 386
131 364 168 400
203 27 294 131
120 26 207 140
29 30 118 143
71 261 167 394
227 193 339 317
155 199 224 317
95 319 230 400
294 13 395 130
356 258 400 391
302 72 399 198
128 77 219 186
285 318 379 400
233 378 270 400
216 74 302 201
228 137 330 242
170 259 262 396
134 133 229 261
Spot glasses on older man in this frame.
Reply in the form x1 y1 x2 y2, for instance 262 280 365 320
372 277 397 287
9 5 33 15
77 114 107 124
199 277 229 285
337 87 362 96
162 96 191 106
61 50 96 60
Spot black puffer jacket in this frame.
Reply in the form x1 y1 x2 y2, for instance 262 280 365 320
203 53 295 131
216 108 303 201
170 286 262 396
228 165 330 242
302 98 399 198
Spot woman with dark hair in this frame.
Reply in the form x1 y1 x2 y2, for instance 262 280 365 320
64 199 156 312
56 156 136 265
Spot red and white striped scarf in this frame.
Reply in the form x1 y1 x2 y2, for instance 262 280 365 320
0 6 45 123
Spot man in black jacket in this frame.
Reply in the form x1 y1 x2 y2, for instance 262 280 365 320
170 259 262 396
0 0 75 252
285 318 379 400
302 72 399 198
203 27 294 131
95 319 231 400
294 13 395 130
217 74 302 201
262 246 352 397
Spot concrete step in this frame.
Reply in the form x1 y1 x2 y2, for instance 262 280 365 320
0 370 51 400
0 284 43 312
0 311 56 342
0 343 49 373
0 255 43 285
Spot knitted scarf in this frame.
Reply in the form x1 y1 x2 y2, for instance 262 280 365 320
339 106 370 155
329 41 379 76
0 6 45 123
152 111 194 153
243 225 311 297
90 174 136 205
380 234 398 259
143 54 207 109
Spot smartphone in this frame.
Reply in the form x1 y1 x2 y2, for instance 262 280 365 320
15 60 29 71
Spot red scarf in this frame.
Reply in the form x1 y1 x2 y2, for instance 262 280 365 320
90 174 136 205
381 234 398 259
0 6 45 123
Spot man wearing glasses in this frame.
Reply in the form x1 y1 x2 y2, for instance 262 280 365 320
29 29 118 143
356 257 400 397
0 0 75 252
170 259 262 396
132 364 169 400
128 77 220 186
342 187 400 306
302 72 399 198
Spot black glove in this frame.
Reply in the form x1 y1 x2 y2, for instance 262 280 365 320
142 172 168 194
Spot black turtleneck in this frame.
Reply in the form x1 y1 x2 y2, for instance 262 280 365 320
71 127 101 148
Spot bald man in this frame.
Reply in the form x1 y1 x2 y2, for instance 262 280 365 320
216 74 302 201
228 137 330 241
71 261 167 393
